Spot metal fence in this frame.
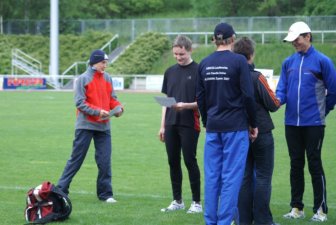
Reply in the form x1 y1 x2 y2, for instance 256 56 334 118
2 16 336 43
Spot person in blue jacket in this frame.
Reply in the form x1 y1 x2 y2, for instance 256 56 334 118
234 37 280 225
196 23 258 225
276 21 336 222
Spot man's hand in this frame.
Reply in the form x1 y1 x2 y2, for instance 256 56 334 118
114 107 124 117
249 127 258 142
158 127 165 142
99 109 110 120
172 102 185 111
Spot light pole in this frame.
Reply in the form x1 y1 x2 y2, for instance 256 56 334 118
0 16 3 34
50 0 59 89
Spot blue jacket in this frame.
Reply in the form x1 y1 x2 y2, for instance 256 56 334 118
276 46 336 126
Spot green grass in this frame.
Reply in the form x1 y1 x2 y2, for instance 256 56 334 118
0 91 336 224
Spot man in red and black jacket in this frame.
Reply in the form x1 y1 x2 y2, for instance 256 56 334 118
57 49 123 203
233 37 280 225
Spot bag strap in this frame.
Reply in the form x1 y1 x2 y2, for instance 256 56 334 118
50 186 72 219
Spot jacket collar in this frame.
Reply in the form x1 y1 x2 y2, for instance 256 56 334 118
88 66 103 76
248 63 255 71
298 45 314 56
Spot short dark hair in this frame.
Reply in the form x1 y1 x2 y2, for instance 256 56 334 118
232 37 255 60
213 35 235 46
173 35 192 51
300 32 313 42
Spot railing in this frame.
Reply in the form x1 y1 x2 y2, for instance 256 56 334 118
165 30 336 45
62 34 119 76
11 48 43 75
60 61 87 86
10 49 63 89
4 16 336 42
100 34 119 53
62 61 87 76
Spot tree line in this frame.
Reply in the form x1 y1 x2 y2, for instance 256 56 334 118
1 0 335 20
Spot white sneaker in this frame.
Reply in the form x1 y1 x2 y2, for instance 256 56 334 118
187 201 203 213
161 200 185 212
283 207 305 219
105 197 117 203
311 207 327 222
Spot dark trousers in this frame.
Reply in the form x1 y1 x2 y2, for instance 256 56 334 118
164 125 201 202
57 129 113 200
238 132 275 225
285 125 327 213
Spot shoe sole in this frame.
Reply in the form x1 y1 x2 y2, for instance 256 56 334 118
311 218 327 222
283 216 305 219
186 210 202 214
160 208 185 212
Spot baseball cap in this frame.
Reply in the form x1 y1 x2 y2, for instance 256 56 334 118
214 22 236 40
89 49 108 65
283 21 311 42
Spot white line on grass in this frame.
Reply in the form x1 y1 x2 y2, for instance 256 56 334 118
2 185 335 209
0 185 169 199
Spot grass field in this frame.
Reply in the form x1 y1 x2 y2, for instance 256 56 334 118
1 91 336 225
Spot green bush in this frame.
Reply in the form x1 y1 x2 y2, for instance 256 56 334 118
0 31 116 75
107 32 170 75
2 31 335 78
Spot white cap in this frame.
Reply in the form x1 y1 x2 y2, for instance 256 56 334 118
283 21 311 42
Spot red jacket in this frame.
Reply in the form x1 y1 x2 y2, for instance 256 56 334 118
74 67 121 131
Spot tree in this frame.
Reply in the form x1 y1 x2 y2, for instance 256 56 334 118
0 0 334 19
257 0 305 16
115 0 164 17
304 0 336 15
0 0 49 19
191 0 275 17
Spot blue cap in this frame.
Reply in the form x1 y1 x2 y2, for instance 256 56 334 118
89 49 108 65
214 23 236 40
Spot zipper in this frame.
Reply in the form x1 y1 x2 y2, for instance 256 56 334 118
98 72 104 108
297 56 304 126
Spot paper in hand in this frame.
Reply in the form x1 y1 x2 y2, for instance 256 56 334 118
100 105 123 120
154 96 176 107
109 105 123 117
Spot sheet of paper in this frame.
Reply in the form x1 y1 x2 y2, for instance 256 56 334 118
99 105 123 120
109 105 123 117
154 96 176 107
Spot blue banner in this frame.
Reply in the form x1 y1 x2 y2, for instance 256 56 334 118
3 77 47 90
